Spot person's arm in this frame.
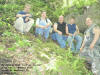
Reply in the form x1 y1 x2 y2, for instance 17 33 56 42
27 14 32 18
25 14 33 21
16 14 26 18
54 23 62 35
80 38 85 52
66 25 73 36
45 19 52 28
89 27 100 49
36 18 45 28
74 25 79 36
16 11 32 18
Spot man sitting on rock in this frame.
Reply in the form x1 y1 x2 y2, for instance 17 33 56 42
66 17 82 53
14 4 34 34
80 18 100 75
51 16 68 48
35 11 52 41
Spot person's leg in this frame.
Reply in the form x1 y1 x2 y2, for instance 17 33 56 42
24 19 34 32
44 26 51 40
14 17 25 33
55 33 66 48
67 36 75 51
90 47 100 75
62 35 68 41
35 28 43 36
51 33 57 41
92 57 100 75
74 35 82 51
80 47 93 62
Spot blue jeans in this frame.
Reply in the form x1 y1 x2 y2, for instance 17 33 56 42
51 33 67 48
67 35 82 52
35 26 51 39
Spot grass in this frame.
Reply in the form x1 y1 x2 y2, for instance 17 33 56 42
0 28 93 75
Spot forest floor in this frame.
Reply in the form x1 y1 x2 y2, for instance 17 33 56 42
0 27 93 75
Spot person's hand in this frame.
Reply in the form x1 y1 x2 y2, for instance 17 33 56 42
89 44 94 50
45 25 49 28
70 34 73 36
68 33 73 37
45 23 51 28
58 31 62 35
41 26 46 29
80 47 83 52
73 32 77 36
22 15 26 17
25 17 30 22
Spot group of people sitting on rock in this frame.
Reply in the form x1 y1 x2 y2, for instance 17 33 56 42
14 4 100 75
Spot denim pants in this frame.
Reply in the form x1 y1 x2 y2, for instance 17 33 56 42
51 33 67 48
67 35 82 52
35 26 51 40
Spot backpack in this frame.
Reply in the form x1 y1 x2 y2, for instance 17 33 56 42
39 18 48 23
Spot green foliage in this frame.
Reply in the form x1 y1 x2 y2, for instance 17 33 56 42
0 45 5 51
55 50 93 75
0 0 97 24
0 29 93 75
8 45 16 51
8 66 16 74
2 30 13 37
15 39 31 47
0 0 98 75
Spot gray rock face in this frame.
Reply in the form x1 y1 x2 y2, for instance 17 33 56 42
65 3 100 33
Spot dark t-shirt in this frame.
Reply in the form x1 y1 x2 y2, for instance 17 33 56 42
17 11 32 23
67 24 76 34
57 22 66 35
